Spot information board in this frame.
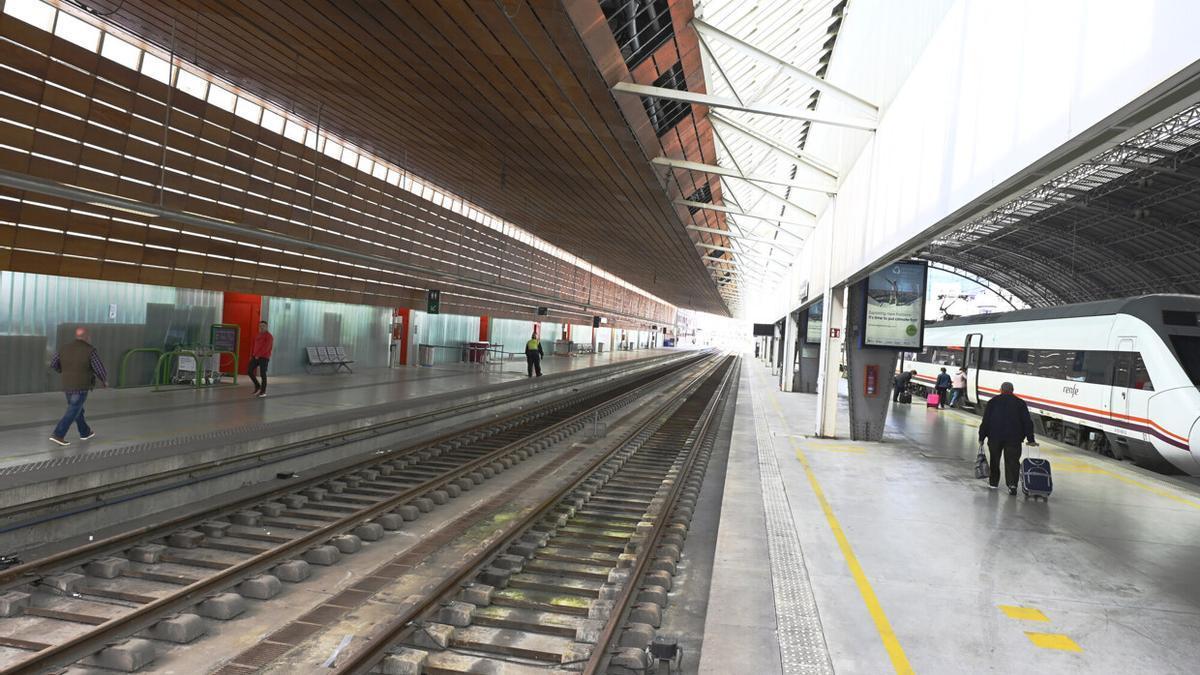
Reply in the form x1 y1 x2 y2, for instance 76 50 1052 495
805 301 823 344
862 261 927 349
752 323 775 337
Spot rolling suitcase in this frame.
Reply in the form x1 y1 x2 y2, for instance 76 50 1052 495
1021 448 1052 500
899 390 912 404
926 392 940 408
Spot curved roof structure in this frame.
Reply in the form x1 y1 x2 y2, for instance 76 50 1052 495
921 103 1200 308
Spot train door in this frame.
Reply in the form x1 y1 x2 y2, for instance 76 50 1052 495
963 332 984 405
1111 338 1135 421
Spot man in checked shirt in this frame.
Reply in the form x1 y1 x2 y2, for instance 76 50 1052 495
48 327 108 446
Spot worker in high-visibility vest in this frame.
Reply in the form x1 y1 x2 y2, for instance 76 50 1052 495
525 332 544 378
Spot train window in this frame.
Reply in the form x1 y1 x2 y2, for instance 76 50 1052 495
1033 350 1067 380
915 347 933 363
1170 335 1200 386
1064 351 1086 382
997 348 1014 362
1015 350 1029 363
1131 354 1154 391
1163 311 1200 327
1083 351 1112 385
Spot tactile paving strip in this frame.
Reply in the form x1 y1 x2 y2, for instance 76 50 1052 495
750 381 835 675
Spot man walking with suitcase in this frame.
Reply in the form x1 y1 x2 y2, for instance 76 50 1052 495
978 382 1037 494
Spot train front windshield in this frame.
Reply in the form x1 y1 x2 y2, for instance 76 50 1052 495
1170 335 1200 386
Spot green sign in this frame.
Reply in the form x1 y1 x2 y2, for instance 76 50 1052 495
427 289 441 315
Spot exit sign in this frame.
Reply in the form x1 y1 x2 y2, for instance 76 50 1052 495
426 289 441 315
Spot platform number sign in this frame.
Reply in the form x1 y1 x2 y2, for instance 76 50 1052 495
426 289 441 315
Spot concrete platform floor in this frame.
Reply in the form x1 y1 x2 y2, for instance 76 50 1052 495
0 349 674 471
701 358 1200 675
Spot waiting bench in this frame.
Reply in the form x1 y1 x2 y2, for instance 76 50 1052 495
305 346 354 374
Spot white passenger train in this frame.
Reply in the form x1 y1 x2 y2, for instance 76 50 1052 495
899 295 1200 475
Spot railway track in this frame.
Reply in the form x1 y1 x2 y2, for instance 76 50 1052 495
0 352 715 674
327 354 738 675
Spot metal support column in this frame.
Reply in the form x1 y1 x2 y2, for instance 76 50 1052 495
814 286 845 437
781 309 800 392
844 283 900 441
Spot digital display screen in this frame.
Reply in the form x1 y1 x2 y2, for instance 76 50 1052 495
805 301 823 344
752 323 775 337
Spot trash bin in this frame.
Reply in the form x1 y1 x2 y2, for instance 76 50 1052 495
418 344 436 367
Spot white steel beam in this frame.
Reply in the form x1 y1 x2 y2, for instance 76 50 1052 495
674 200 814 231
654 156 836 194
689 227 798 255
698 244 790 268
613 82 877 131
730 174 820 220
711 113 839 179
691 18 879 114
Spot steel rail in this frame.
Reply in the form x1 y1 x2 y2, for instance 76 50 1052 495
332 355 733 674
0 354 714 675
583 357 737 674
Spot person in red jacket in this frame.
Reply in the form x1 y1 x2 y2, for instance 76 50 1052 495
249 320 274 398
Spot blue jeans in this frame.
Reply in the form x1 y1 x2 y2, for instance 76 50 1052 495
53 391 92 440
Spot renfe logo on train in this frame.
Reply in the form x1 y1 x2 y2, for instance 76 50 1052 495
1063 384 1080 397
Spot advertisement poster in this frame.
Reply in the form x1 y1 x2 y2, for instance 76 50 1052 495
805 301 823 343
862 261 927 349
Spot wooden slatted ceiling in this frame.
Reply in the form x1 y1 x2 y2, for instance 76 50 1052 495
75 0 727 314
0 12 673 327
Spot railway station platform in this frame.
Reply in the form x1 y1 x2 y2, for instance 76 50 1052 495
700 359 1200 674
0 348 684 551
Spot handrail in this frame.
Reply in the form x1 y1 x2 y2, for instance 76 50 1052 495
116 347 164 388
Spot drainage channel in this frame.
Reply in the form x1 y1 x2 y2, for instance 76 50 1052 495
327 355 737 675
0 353 717 674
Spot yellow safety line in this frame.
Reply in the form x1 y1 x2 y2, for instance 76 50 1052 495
796 446 868 455
791 438 915 674
759 381 914 674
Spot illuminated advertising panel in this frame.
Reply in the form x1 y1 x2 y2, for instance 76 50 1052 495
862 261 927 349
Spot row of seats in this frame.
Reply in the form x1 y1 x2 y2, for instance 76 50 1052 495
305 346 354 373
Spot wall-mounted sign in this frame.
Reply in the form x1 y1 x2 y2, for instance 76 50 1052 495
805 301 823 344
861 260 927 349
536 306 549 316
829 327 841 339
752 323 775 337
426 289 441 315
